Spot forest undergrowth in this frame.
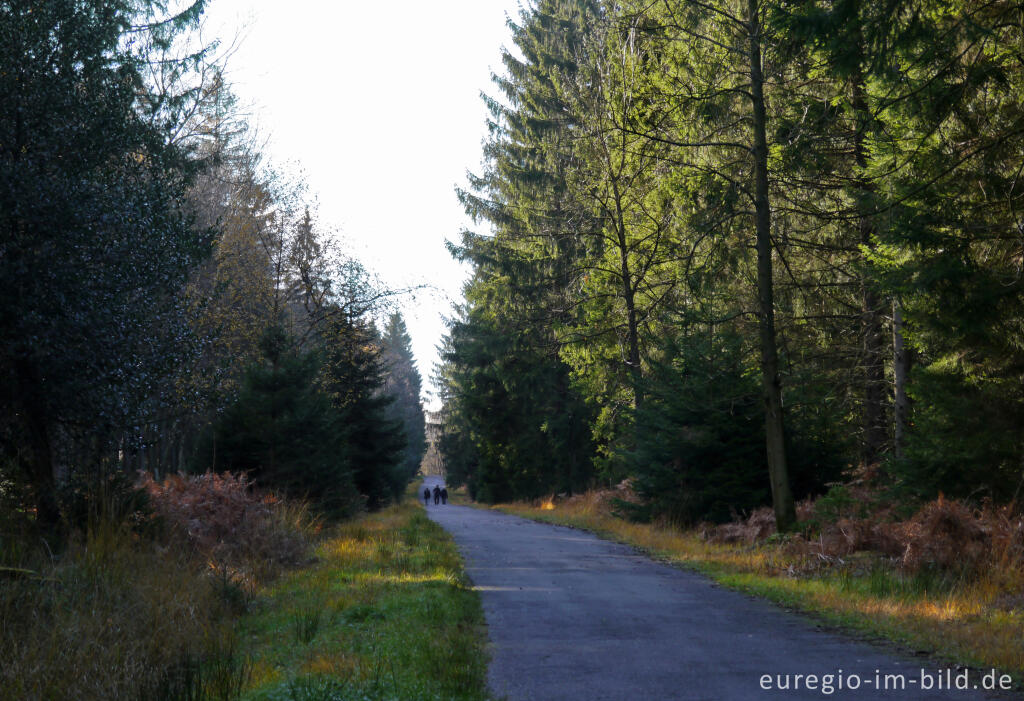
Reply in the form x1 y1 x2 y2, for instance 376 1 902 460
0 472 318 701
1 478 487 701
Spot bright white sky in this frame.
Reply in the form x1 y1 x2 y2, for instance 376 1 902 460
203 0 522 409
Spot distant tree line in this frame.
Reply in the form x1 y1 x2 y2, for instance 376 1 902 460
438 0 1024 528
0 0 426 530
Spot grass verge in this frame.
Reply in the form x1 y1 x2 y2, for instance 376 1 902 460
237 501 490 701
488 494 1024 684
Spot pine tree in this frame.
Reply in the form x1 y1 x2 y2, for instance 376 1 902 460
438 304 596 502
631 333 768 524
441 0 601 498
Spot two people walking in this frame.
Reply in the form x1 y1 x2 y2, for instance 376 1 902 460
423 484 448 506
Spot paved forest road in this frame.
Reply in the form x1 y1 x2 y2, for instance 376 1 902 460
422 480 1009 701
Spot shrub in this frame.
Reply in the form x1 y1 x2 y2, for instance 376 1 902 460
194 326 364 517
704 486 1024 580
139 471 319 590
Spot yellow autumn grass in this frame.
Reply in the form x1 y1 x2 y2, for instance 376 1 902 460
491 492 1024 679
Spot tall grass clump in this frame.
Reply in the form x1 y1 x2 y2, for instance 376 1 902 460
0 521 223 700
0 471 317 700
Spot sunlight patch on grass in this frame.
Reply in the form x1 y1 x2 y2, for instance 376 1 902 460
237 502 490 701
300 653 361 677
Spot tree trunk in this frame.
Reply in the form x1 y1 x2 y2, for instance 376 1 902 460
612 179 643 410
747 0 796 532
851 71 888 466
892 299 911 459
16 361 61 530
861 284 888 464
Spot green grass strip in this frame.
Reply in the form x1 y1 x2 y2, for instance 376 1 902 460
237 502 490 701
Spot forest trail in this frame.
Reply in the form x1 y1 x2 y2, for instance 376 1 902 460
423 481 1005 701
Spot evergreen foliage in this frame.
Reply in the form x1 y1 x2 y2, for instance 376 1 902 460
630 333 769 524
0 0 212 528
440 0 602 503
0 1 420 530
321 314 406 510
439 0 1024 520
197 327 356 515
380 313 427 486
5 0 1024 535
439 306 595 503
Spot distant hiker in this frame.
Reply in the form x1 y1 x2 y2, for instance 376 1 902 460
440 487 448 505
423 487 431 506
433 485 441 505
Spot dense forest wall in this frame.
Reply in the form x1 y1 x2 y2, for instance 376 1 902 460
0 0 426 530
437 0 1024 524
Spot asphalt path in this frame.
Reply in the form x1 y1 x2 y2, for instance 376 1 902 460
421 477 1012 701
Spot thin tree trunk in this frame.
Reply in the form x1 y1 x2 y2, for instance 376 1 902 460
612 179 643 410
747 0 796 532
861 285 887 463
8 102 61 528
851 71 888 466
16 361 61 529
892 299 911 459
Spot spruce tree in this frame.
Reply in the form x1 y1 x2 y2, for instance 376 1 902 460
0 0 212 527
321 313 405 509
381 313 427 484
198 326 356 515
442 0 600 499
